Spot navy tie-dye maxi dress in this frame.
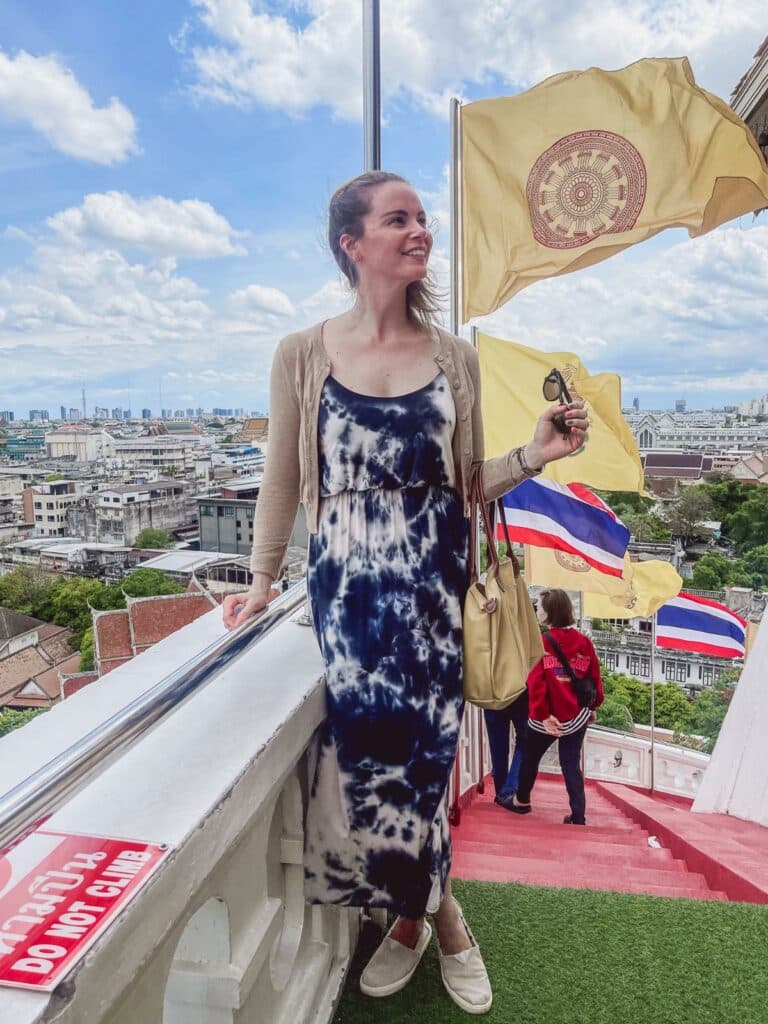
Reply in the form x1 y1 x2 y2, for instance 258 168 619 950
304 371 468 919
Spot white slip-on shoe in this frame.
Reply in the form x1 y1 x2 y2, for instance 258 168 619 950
437 900 492 1014
359 918 433 998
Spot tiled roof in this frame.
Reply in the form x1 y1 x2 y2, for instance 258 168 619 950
93 609 133 670
129 593 213 650
0 646 55 705
39 630 76 665
60 671 100 699
0 608 43 641
14 653 83 707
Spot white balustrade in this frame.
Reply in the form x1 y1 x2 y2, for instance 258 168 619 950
0 604 360 1024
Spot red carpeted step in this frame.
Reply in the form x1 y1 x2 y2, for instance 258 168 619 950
451 774 729 901
456 820 650 847
450 850 705 888
449 859 727 900
452 836 676 867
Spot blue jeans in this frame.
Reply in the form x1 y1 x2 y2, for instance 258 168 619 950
483 691 529 798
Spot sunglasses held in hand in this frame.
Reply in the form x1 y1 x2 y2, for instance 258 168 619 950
542 368 573 437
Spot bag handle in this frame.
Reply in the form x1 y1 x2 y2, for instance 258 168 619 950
496 497 521 578
468 470 500 584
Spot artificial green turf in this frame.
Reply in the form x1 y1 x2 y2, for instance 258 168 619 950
333 879 768 1024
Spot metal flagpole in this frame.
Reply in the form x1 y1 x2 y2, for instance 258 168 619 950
362 0 381 171
449 95 466 822
449 97 462 335
650 611 657 792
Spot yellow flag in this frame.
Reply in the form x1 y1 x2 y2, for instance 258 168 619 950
479 331 644 493
462 57 768 319
525 545 681 618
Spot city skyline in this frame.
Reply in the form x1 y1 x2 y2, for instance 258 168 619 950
1 3 767 413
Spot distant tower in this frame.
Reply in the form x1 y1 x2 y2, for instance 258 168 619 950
81 384 86 420
632 396 639 412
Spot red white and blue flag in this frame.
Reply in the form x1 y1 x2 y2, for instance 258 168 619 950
498 478 630 577
655 592 747 659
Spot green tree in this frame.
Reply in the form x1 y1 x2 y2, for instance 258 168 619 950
0 567 59 619
133 528 175 549
49 578 105 649
0 708 46 738
596 695 634 731
688 688 730 753
739 545 768 589
120 568 184 598
729 488 768 554
622 511 671 542
653 682 694 732
601 670 652 724
690 553 732 590
663 486 714 545
79 627 95 671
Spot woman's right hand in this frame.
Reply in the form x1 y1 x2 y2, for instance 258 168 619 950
222 588 280 631
542 715 563 737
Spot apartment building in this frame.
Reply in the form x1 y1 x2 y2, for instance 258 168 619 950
23 480 85 538
68 480 198 545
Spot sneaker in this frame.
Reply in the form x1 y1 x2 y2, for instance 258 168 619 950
359 918 432 998
437 898 493 1014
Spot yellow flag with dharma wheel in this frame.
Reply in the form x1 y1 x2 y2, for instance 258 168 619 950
525 545 682 619
478 331 644 493
461 57 768 320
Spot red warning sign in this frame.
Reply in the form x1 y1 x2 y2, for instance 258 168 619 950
0 830 168 991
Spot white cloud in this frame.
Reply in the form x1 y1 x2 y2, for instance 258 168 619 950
179 0 765 121
230 282 295 316
474 222 768 395
47 192 247 259
0 50 138 164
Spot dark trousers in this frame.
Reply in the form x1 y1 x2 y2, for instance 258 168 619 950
516 725 588 824
483 691 529 798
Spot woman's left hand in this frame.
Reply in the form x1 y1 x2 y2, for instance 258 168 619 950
525 396 589 468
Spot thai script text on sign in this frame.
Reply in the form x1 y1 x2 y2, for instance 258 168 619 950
0 832 167 991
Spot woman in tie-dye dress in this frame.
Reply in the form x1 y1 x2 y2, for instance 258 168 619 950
223 172 588 1015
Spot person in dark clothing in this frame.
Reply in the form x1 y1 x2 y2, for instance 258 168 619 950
483 691 529 803
502 589 603 824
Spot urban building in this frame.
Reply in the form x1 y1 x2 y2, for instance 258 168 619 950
69 479 198 545
68 407 82 422
197 476 308 570
142 408 152 419
629 411 768 452
45 427 116 462
0 411 14 422
731 34 768 161
234 417 269 444
675 399 687 414
113 436 202 475
3 432 46 460
23 479 84 538
28 409 50 422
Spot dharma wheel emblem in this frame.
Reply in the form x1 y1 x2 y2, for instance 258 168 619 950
554 551 590 572
526 130 647 250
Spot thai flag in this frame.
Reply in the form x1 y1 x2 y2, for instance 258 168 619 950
498 478 630 577
655 592 747 659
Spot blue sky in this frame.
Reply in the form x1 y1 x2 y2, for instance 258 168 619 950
0 1 766 418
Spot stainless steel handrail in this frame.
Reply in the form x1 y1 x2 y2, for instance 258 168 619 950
0 580 309 852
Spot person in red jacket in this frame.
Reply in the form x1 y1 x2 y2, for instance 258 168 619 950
501 589 603 825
